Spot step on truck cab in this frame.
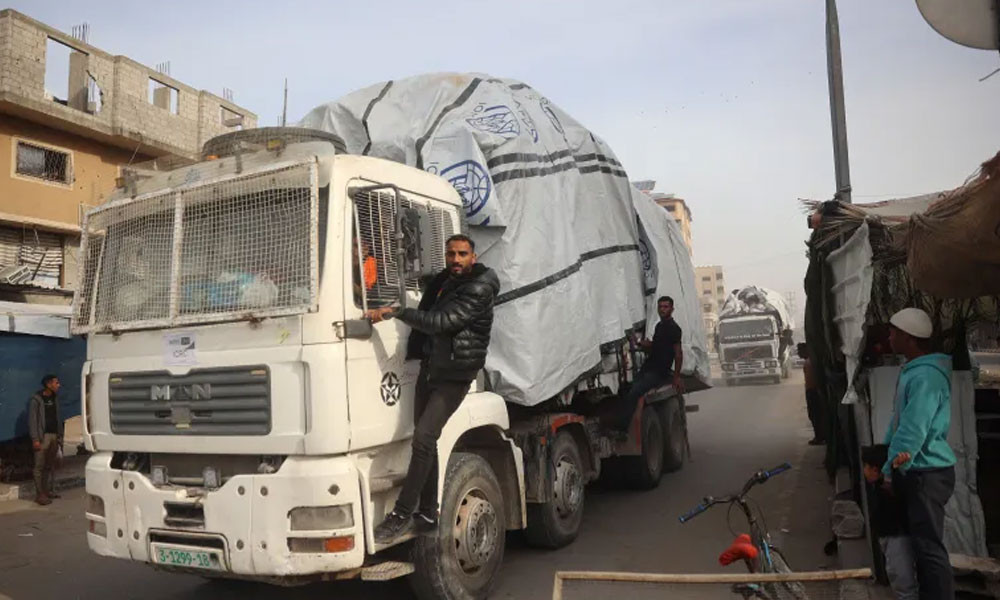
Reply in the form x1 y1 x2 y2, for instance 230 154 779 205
76 128 690 600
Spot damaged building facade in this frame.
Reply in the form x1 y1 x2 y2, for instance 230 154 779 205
0 8 256 460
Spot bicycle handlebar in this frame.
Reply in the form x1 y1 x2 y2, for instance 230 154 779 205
764 462 792 479
679 462 793 523
678 499 711 523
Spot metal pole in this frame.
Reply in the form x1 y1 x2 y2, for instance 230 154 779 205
282 78 288 127
826 0 852 204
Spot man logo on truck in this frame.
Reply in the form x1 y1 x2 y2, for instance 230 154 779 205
150 384 211 401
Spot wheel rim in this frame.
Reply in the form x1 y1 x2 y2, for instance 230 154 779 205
553 455 583 519
452 487 500 574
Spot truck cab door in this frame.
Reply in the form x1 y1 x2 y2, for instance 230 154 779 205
341 189 420 451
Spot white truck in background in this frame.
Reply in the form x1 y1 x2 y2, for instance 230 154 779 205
75 128 698 600
717 286 795 386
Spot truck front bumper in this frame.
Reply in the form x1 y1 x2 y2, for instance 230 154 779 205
84 452 365 578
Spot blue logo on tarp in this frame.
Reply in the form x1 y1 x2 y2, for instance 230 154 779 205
467 105 520 139
638 238 652 272
513 100 539 143
441 160 491 217
540 98 564 134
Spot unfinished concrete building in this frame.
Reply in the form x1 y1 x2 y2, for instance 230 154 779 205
0 9 257 303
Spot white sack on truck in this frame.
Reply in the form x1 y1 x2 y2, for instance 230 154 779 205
720 286 794 333
299 72 710 405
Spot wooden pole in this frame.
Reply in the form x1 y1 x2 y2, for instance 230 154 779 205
552 568 872 599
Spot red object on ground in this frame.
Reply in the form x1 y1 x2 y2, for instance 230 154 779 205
719 534 759 566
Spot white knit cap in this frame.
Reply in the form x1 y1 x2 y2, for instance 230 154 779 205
889 308 933 339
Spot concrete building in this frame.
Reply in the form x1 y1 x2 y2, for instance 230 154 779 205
0 9 257 305
695 265 727 352
652 194 693 256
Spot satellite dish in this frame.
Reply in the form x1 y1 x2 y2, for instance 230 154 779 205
915 0 999 50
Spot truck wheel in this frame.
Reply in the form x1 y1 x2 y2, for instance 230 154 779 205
658 398 685 473
410 452 505 600
524 430 585 549
623 406 664 490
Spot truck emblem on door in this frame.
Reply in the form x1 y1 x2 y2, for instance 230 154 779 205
380 372 400 406
150 384 211 401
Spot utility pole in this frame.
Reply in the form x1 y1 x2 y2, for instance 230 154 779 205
825 0 853 204
282 78 288 127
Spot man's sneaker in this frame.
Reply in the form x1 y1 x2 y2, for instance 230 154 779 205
34 495 52 506
414 511 438 534
374 511 412 544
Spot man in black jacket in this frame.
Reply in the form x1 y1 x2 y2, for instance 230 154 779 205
367 234 500 544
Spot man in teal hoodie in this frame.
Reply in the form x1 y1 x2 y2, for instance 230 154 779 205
884 307 956 600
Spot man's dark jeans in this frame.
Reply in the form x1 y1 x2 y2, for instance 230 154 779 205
393 369 471 517
900 466 955 600
616 370 668 430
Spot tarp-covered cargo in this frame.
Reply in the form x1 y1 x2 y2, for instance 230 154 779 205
299 72 710 406
719 285 794 333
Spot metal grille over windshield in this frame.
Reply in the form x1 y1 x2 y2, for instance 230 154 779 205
352 189 455 307
72 161 318 333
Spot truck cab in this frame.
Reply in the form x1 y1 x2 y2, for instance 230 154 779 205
77 130 524 592
718 314 791 385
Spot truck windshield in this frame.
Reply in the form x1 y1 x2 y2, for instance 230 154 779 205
72 160 320 333
719 318 774 343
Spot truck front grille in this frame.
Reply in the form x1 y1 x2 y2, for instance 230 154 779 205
723 345 774 363
109 366 270 436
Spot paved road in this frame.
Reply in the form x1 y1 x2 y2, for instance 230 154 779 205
0 374 837 600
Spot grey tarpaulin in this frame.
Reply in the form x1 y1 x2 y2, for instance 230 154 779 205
299 72 710 405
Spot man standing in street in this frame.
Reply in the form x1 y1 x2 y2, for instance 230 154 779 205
883 308 956 600
798 343 825 445
616 296 684 430
366 234 500 544
29 374 63 506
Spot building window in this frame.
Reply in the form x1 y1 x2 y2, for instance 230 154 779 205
703 289 711 296
717 286 725 295
702 276 712 282
15 141 72 185
148 77 179 114
220 106 244 130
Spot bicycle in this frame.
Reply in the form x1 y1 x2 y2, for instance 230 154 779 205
678 462 808 600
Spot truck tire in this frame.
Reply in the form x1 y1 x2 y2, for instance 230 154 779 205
658 398 685 473
524 431 585 549
410 452 505 600
623 406 664 490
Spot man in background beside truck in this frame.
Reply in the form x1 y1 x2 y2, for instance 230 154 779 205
615 296 683 430
798 343 825 446
366 234 500 544
28 374 63 506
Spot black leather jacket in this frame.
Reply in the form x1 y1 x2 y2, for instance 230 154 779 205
396 264 500 382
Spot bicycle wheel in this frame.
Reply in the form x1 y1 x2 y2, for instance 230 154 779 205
764 546 809 600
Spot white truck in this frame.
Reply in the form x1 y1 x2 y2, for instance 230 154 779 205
74 128 696 599
717 286 795 386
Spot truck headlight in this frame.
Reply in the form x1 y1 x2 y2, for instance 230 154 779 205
722 364 735 372
289 505 354 531
765 360 778 368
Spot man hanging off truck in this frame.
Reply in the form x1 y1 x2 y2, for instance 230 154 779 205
365 234 500 544
614 296 684 430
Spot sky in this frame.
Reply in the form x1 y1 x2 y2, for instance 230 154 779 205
12 0 999 325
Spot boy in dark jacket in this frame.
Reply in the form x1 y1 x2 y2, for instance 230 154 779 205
863 444 917 600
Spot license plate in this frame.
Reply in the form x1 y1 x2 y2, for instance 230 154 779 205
151 543 224 571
